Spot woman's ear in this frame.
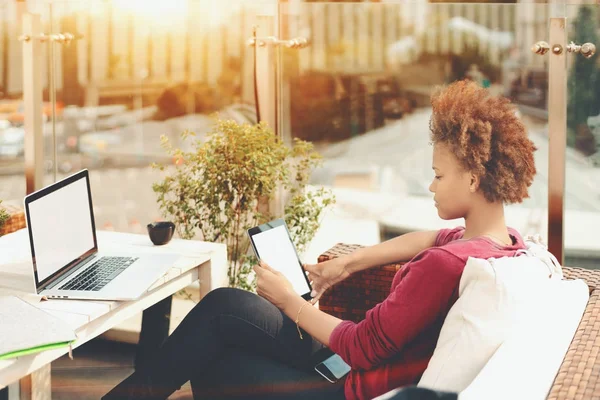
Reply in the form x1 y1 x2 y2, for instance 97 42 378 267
469 173 480 193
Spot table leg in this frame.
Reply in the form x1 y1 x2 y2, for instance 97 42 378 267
135 295 173 369
19 364 51 400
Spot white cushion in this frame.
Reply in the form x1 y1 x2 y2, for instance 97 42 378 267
418 253 557 392
460 279 589 400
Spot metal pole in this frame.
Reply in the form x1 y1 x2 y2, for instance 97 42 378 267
255 13 278 137
255 5 282 216
1 11 8 97
22 12 44 194
547 17 567 264
49 2 58 182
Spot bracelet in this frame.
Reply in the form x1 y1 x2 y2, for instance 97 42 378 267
295 300 313 340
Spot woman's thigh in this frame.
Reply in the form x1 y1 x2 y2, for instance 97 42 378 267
192 287 323 369
191 349 346 400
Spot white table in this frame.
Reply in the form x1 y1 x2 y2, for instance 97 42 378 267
0 229 227 400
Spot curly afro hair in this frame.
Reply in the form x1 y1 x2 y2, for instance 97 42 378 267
429 80 537 204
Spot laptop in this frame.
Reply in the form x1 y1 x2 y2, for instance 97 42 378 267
23 169 179 301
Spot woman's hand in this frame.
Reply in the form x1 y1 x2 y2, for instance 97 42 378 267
254 261 298 309
303 257 351 301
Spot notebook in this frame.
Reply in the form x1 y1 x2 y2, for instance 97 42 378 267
0 295 76 360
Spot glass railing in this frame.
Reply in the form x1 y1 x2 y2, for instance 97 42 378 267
36 0 263 235
565 3 600 269
4 0 269 341
0 1 27 207
279 2 558 262
3 1 599 270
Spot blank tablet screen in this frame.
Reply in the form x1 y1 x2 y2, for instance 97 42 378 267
250 224 311 297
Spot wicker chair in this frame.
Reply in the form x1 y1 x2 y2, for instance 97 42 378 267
0 203 26 237
318 243 600 400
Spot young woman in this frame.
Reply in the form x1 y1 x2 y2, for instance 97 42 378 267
103 80 537 400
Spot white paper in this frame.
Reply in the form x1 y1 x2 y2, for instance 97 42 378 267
0 296 76 359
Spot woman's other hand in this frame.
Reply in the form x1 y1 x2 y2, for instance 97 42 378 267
303 257 350 301
254 261 297 309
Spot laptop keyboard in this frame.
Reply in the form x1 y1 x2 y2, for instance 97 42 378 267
59 256 139 291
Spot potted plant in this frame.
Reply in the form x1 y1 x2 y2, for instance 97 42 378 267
152 118 334 291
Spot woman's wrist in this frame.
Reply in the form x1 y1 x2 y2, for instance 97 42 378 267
344 251 361 275
282 291 303 312
283 294 306 319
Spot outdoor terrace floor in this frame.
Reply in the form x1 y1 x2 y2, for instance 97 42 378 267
52 338 193 399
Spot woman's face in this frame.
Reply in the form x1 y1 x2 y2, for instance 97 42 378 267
429 143 475 220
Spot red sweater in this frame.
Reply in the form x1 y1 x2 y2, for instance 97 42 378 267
328 227 525 400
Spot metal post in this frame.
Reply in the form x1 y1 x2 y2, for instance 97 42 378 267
279 1 299 148
255 13 278 138
1 14 8 96
547 17 567 264
251 6 310 216
48 3 57 182
255 7 285 217
22 13 44 194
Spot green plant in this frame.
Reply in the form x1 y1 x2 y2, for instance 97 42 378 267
567 5 600 155
0 200 9 235
152 118 335 291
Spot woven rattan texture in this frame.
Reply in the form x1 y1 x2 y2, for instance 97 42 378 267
318 243 401 322
318 243 600 399
548 266 600 400
0 204 26 236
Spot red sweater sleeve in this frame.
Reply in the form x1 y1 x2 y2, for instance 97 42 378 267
328 248 464 371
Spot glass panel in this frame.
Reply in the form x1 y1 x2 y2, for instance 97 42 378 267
565 3 600 269
0 1 27 209
279 2 550 261
46 0 262 235
40 0 268 346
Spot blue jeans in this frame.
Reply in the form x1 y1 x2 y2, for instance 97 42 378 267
103 287 346 399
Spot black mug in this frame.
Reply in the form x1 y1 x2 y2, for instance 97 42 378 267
147 221 175 245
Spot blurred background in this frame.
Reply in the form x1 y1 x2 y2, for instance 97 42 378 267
1 0 599 398
0 0 600 267
0 0 598 268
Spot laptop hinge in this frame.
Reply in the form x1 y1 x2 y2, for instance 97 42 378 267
40 253 96 291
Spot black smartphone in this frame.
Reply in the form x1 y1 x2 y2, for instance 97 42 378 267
313 349 351 384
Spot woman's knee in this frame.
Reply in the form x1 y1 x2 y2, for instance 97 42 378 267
196 287 269 317
203 287 246 304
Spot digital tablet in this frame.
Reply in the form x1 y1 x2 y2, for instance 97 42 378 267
247 219 313 300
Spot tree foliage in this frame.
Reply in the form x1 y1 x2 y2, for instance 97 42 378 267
567 6 600 153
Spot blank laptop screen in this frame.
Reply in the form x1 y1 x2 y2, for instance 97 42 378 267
28 176 95 283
